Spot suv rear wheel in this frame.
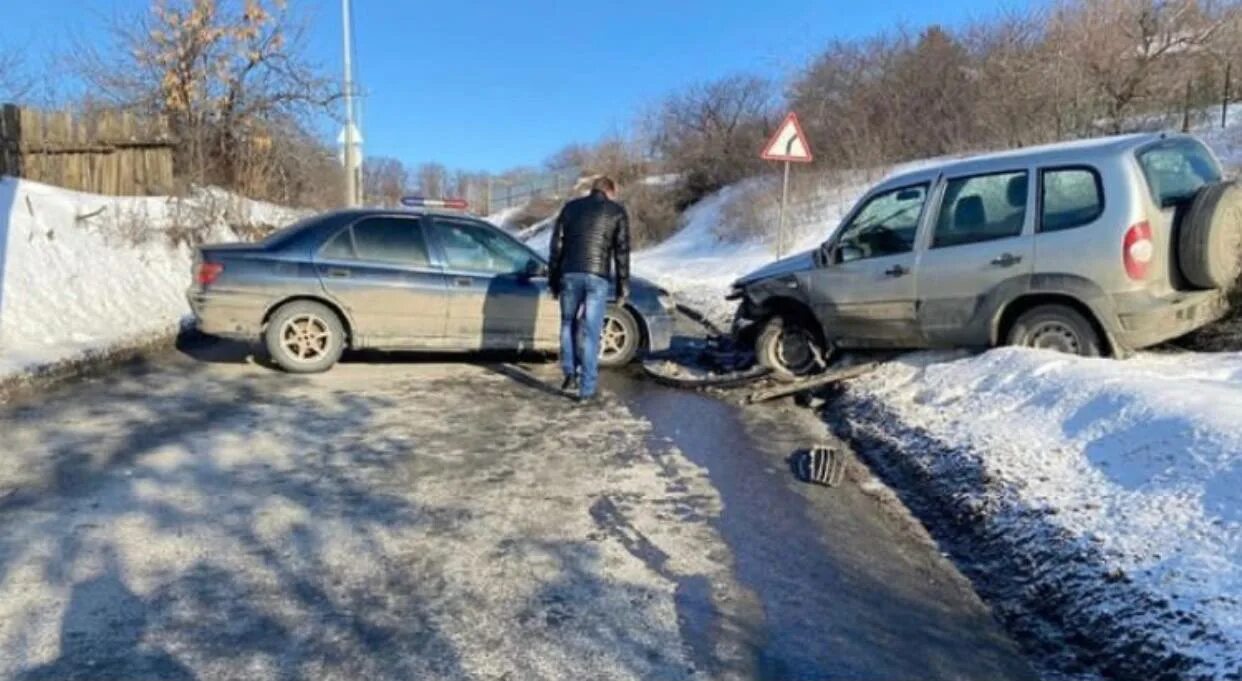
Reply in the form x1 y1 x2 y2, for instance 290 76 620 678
265 300 347 373
1007 304 1102 357
756 315 828 381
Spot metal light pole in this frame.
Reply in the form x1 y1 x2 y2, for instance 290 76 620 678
341 0 361 207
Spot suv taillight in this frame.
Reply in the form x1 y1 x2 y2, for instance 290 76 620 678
1123 221 1153 281
195 261 224 286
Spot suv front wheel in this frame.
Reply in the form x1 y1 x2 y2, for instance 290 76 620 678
756 315 828 381
1007 304 1102 357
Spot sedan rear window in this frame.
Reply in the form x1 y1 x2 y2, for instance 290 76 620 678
352 217 431 266
1137 139 1221 207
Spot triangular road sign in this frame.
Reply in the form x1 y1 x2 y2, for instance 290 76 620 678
761 112 813 163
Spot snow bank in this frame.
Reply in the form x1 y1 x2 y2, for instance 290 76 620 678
0 177 299 383
833 349 1242 679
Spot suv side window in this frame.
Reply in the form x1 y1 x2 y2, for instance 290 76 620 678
433 218 537 274
933 171 1028 249
1040 167 1103 233
834 183 928 262
335 217 431 266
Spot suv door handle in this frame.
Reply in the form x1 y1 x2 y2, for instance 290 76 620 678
453 276 474 288
884 265 909 278
326 268 350 278
991 253 1023 268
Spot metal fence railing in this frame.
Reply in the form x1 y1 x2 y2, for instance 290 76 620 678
485 167 582 213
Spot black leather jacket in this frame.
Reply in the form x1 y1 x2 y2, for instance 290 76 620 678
548 190 630 285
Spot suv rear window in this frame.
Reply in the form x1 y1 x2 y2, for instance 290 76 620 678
1137 139 1221 207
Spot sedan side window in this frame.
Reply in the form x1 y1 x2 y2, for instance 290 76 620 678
932 171 1028 249
320 228 355 259
349 217 431 266
834 184 928 262
434 219 535 274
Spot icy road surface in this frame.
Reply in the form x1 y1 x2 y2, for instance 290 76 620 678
0 338 1035 681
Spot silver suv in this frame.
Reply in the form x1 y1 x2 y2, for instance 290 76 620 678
730 133 1240 377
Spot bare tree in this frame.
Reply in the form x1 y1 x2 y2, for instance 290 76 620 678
415 162 448 199
646 74 775 204
0 45 32 101
544 143 592 173
363 156 409 207
71 0 340 203
1051 0 1233 132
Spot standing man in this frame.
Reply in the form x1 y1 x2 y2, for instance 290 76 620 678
548 176 630 402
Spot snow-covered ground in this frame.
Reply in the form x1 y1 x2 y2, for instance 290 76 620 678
0 177 298 384
833 349 1242 678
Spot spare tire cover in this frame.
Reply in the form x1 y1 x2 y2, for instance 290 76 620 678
1178 181 1242 290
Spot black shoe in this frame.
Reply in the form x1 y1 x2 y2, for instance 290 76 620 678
561 376 579 393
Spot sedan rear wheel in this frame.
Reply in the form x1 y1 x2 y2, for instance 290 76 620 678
265 301 347 373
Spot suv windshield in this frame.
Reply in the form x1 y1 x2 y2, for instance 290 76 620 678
1137 139 1221 207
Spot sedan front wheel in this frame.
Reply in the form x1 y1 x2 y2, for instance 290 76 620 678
599 306 642 367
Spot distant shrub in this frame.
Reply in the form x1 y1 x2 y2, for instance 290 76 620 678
646 74 775 209
622 182 681 249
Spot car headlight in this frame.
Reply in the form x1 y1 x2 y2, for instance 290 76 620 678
658 292 677 312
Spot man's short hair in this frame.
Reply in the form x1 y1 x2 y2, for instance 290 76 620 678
592 177 617 194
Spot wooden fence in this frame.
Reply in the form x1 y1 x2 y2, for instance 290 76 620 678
0 104 175 196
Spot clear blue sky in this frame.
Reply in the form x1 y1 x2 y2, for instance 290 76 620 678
0 0 1028 172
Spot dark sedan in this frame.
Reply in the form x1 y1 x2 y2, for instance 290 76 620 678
188 208 676 373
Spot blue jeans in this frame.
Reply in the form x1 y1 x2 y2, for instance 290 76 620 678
559 273 610 397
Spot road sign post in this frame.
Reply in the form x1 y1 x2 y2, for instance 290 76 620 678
779 160 790 258
760 112 814 258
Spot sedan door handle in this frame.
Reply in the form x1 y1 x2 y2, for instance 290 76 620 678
884 265 909 278
326 268 351 278
453 276 474 288
990 253 1023 268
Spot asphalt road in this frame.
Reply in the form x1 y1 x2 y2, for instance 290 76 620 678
0 336 1038 681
